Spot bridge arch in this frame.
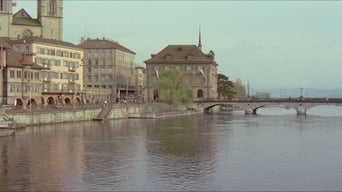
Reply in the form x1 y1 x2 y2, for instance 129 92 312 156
199 99 342 116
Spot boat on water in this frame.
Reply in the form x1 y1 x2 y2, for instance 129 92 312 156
0 129 15 137
0 116 16 129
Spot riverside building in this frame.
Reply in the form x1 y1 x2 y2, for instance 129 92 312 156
8 37 84 106
79 37 137 102
144 34 218 102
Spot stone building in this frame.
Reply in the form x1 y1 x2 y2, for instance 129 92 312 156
5 48 44 108
0 38 12 105
135 66 146 102
144 37 218 102
8 37 84 105
0 0 63 40
79 38 137 102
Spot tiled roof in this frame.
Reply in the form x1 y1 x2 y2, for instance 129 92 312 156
79 39 136 54
144 44 215 64
9 37 81 49
6 49 44 69
0 38 12 49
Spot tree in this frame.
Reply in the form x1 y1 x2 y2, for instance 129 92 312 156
233 79 247 99
217 73 236 100
254 92 271 99
157 69 193 106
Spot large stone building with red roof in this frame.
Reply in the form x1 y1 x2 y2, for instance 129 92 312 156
144 39 218 102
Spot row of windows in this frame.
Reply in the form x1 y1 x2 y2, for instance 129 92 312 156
9 83 82 94
36 58 80 68
152 75 205 84
9 70 40 80
153 65 204 71
9 70 78 81
9 84 41 93
86 85 113 89
36 47 81 59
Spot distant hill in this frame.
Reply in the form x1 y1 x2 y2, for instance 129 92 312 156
255 88 342 98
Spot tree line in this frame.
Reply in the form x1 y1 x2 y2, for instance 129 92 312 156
156 70 251 106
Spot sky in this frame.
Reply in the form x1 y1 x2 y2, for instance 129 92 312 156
13 0 342 90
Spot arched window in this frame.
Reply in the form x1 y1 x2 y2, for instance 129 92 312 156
153 89 159 101
197 89 204 98
49 0 57 16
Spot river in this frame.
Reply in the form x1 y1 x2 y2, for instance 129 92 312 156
1 105 342 191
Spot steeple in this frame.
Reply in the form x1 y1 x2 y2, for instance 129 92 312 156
198 27 202 50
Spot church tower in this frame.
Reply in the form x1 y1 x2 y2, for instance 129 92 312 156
0 0 14 37
198 27 202 51
37 0 63 40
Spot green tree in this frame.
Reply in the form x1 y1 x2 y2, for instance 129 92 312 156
233 79 247 99
157 69 193 106
217 73 236 100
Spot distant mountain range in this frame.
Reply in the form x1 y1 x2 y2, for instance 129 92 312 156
254 88 342 98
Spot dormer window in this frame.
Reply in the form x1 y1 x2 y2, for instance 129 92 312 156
165 54 172 60
186 54 193 60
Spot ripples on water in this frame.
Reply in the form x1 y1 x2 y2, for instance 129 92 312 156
1 106 342 191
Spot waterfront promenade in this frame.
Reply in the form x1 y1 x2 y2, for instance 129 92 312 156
2 103 203 127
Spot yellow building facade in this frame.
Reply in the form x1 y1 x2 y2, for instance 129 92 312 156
9 37 84 105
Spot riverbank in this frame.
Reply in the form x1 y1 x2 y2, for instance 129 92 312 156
3 103 204 127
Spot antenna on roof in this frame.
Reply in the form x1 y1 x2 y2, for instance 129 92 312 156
198 25 202 50
84 24 87 39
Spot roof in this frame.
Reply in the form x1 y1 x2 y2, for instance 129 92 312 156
144 44 215 64
12 9 41 27
0 38 12 49
6 49 44 69
8 37 81 50
79 39 136 54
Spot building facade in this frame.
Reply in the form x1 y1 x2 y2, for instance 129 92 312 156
0 38 12 105
8 37 84 105
5 48 44 108
144 44 218 102
79 37 137 102
0 0 63 40
135 66 146 102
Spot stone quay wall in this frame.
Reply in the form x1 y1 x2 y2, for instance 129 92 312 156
6 103 204 127
8 105 144 127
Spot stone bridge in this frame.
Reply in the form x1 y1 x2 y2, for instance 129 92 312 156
198 98 342 115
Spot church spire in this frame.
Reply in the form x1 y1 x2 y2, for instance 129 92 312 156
198 27 202 50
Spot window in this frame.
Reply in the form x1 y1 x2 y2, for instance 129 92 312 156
0 0 3 11
50 49 55 56
49 0 57 15
16 71 22 78
10 70 15 78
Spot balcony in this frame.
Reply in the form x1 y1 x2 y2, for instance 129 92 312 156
68 67 76 72
43 64 51 70
42 77 51 83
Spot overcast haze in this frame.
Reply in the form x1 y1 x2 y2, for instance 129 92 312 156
14 1 342 90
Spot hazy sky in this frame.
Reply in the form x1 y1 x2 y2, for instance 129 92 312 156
13 1 342 90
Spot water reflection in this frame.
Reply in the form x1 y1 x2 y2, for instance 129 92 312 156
2 110 342 191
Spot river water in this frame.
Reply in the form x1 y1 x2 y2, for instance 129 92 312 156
1 105 342 191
